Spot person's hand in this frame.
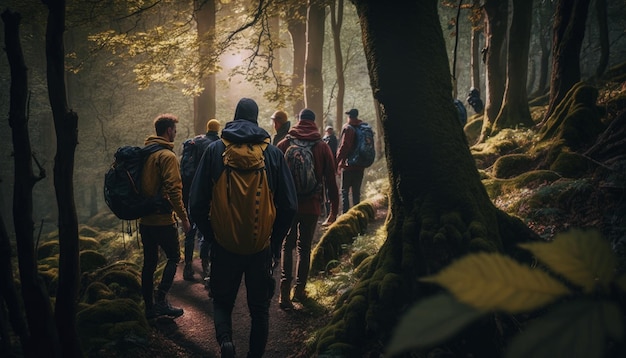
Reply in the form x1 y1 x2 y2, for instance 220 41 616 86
181 218 191 234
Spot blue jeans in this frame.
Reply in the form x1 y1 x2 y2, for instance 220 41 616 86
140 224 180 308
341 169 364 213
210 243 274 358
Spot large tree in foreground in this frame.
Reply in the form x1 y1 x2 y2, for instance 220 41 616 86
313 0 538 356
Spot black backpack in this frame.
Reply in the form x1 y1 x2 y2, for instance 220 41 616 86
104 144 172 220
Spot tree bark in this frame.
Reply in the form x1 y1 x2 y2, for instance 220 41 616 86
594 0 609 78
469 0 483 91
314 0 538 355
479 0 508 142
287 3 307 117
532 0 553 98
486 0 534 135
305 0 326 130
543 0 591 121
330 0 345 130
194 0 216 134
2 8 61 358
44 0 82 356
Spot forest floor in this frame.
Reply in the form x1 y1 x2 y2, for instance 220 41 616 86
110 210 388 358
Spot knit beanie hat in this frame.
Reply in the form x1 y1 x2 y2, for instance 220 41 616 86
298 108 316 121
206 119 220 132
271 110 288 125
233 98 259 123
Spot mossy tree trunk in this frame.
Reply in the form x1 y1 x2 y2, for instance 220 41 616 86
44 0 82 356
478 0 507 142
194 0 216 135
487 0 534 134
313 0 539 356
287 3 306 117
2 8 61 357
543 0 591 122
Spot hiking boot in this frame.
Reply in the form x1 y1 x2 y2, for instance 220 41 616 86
279 300 294 310
292 286 307 302
220 340 235 358
153 299 184 318
183 262 194 281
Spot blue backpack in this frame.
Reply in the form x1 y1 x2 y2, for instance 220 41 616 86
347 123 375 167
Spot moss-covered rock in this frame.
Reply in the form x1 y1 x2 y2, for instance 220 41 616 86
37 240 59 259
350 251 370 268
549 151 596 178
464 116 483 145
99 270 142 302
80 250 108 273
492 154 536 179
83 281 117 304
76 298 150 354
79 236 101 251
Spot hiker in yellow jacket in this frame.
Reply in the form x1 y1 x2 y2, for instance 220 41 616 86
140 113 191 319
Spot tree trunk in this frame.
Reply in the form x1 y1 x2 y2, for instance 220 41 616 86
543 0 591 121
0 201 29 355
287 4 307 117
532 0 553 98
479 0 508 142
2 8 61 358
44 0 82 356
305 0 326 130
330 0 345 130
469 0 482 91
313 0 538 355
486 0 534 135
194 0 216 134
594 0 609 78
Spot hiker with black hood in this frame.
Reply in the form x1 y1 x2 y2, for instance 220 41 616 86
189 98 297 358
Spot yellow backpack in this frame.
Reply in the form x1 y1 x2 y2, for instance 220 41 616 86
210 138 276 254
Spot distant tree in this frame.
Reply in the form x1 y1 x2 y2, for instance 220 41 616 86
543 0 591 121
286 3 307 116
594 0 609 78
481 0 534 137
313 0 538 355
469 0 483 91
329 0 346 129
530 0 553 98
305 0 326 129
44 0 82 356
2 8 61 358
478 0 508 142
194 0 217 134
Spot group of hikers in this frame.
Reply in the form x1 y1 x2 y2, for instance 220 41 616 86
135 98 374 358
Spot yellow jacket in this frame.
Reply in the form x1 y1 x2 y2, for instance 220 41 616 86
139 135 188 226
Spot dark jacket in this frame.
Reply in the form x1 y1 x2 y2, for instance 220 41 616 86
189 119 297 257
336 117 365 172
273 121 291 145
276 120 339 217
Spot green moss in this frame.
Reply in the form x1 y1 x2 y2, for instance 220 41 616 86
99 270 142 302
468 237 498 252
350 251 370 268
464 116 483 145
79 236 101 251
37 241 59 259
80 250 108 273
549 151 595 178
492 154 535 179
83 282 116 304
353 256 373 279
76 298 149 354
